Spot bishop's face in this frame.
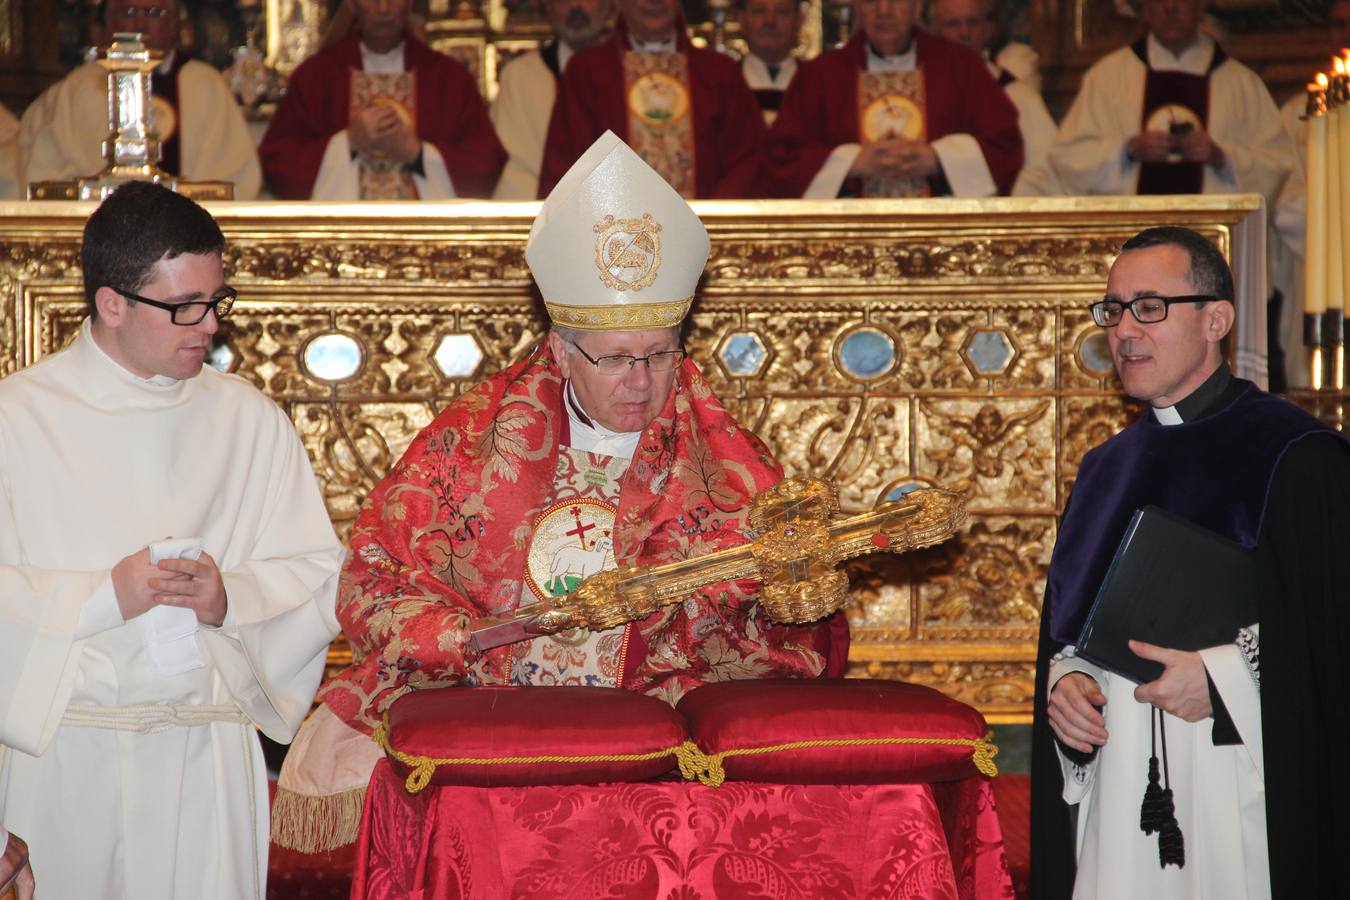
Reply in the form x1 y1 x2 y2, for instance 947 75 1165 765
549 327 681 433
1104 244 1230 408
855 0 922 58
92 251 224 382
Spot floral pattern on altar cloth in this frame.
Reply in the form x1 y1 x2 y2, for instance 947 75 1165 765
353 759 1015 899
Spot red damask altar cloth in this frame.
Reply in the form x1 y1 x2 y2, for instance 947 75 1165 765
352 758 1015 899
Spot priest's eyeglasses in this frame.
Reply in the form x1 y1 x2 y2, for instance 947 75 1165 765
569 341 686 375
1089 294 1218 328
115 286 237 325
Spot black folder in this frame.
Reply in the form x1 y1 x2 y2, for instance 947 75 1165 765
1074 506 1258 684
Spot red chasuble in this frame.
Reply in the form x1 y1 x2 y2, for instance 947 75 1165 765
258 32 504 200
320 342 848 734
764 30 1022 198
1133 38 1226 195
538 17 767 199
150 53 192 176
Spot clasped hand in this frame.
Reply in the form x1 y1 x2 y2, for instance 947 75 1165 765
850 135 939 180
112 546 228 627
348 104 420 166
1047 640 1212 753
1128 128 1223 167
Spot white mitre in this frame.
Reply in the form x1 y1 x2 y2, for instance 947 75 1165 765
525 131 711 331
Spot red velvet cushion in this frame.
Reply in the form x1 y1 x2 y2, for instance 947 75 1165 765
381 686 685 789
675 678 996 785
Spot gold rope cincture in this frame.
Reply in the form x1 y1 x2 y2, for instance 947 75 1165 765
373 720 998 793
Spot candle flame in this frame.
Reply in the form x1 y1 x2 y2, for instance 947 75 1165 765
1319 72 1331 88
1336 57 1346 75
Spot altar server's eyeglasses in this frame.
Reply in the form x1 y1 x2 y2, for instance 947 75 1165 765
569 341 686 375
1089 294 1218 328
114 286 237 325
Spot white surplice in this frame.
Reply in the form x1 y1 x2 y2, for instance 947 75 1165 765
490 45 574 201
0 321 345 899
18 57 262 200
1047 35 1293 207
1050 410 1267 900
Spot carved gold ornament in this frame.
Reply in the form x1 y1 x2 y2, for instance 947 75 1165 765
594 213 662 292
468 478 968 650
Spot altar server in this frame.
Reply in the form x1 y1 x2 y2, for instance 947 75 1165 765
19 0 261 199
764 0 1022 198
273 132 848 853
491 0 615 200
259 0 504 200
538 0 768 198
1046 0 1292 206
1032 227 1350 900
0 182 345 898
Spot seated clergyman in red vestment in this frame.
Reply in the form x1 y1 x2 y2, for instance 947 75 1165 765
273 131 848 850
258 0 504 200
537 0 768 199
764 0 1022 198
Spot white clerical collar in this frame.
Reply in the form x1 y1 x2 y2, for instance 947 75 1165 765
558 40 575 72
866 41 917 73
632 36 677 53
743 53 797 87
1145 32 1214 75
84 318 183 388
1151 404 1184 426
564 380 642 459
360 41 407 74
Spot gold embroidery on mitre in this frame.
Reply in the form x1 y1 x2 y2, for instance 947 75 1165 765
545 297 692 331
593 213 663 291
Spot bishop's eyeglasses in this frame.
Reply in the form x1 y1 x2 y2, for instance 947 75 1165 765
114 286 237 326
1088 293 1218 328
569 341 686 375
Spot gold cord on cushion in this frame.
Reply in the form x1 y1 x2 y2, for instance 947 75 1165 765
673 733 1000 788
373 720 686 794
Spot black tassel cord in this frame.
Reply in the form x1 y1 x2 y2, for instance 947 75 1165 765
1140 706 1186 869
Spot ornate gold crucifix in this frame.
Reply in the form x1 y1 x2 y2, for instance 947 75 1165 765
470 477 967 651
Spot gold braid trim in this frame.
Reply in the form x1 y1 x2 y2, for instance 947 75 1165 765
375 720 998 794
544 297 692 330
673 733 1000 788
373 720 685 794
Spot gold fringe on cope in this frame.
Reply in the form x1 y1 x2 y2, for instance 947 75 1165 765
269 784 366 853
673 733 1000 788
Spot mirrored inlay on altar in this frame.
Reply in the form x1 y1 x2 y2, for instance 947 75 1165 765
1079 331 1114 375
720 332 768 376
966 330 1015 374
206 341 234 373
304 333 363 381
838 328 896 379
433 333 485 378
